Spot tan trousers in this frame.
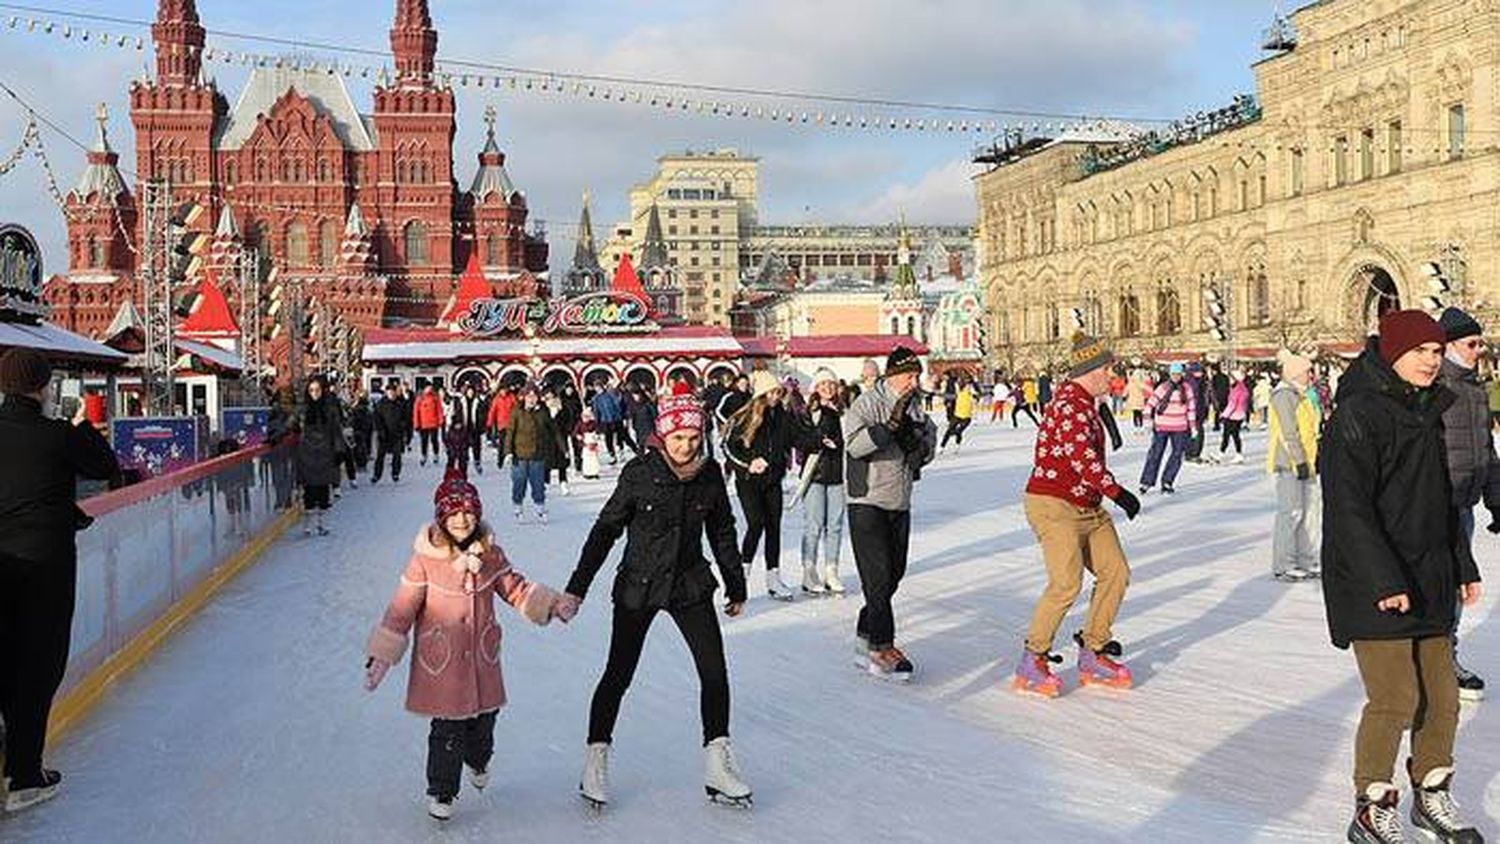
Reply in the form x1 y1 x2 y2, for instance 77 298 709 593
1351 636 1460 792
1023 494 1131 654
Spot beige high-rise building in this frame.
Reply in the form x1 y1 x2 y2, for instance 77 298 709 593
975 0 1500 372
604 149 759 325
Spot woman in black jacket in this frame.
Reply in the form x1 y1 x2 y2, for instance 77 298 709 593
796 369 847 596
556 395 750 809
1320 312 1483 843
723 371 795 600
295 375 344 536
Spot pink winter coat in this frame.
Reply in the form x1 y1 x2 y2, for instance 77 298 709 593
1146 378 1198 433
367 523 559 720
1223 381 1251 422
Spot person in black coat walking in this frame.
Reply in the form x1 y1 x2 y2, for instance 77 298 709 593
723 371 796 600
371 383 406 484
0 348 118 812
554 395 751 808
349 388 374 473
296 375 344 536
1320 311 1484 842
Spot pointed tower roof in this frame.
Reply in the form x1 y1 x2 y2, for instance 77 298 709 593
887 215 921 302
103 298 146 351
210 204 243 271
571 191 601 272
179 269 241 339
440 251 494 327
340 204 375 270
70 103 130 206
214 204 239 238
639 202 669 269
469 105 518 203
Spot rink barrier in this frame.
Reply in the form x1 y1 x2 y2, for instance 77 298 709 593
43 441 303 742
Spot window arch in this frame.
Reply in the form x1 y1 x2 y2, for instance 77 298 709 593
1156 285 1182 335
318 159 331 183
225 160 238 185
404 220 430 265
89 238 105 268
486 234 501 265
889 316 900 335
1118 291 1141 337
287 221 309 266
1247 271 1271 325
318 219 338 267
906 315 918 337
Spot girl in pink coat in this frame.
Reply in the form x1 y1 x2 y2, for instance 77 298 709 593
1212 370 1252 464
365 466 566 821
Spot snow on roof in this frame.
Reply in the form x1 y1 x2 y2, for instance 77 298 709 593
217 67 377 151
1045 118 1145 148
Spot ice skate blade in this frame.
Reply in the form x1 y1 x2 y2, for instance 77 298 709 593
706 787 753 808
865 664 913 683
1409 822 1481 844
1010 675 1061 699
578 787 607 812
3 783 60 813
767 593 795 603
427 801 453 821
1079 673 1133 691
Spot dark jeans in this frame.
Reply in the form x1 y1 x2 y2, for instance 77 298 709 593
467 429 485 469
426 711 497 799
373 438 402 482
848 504 911 650
304 484 331 510
419 429 440 461
736 478 784 571
340 449 357 483
510 458 546 506
602 421 634 459
1011 403 1039 427
0 551 76 786
587 600 729 746
1219 419 1243 454
941 418 973 447
1140 430 1189 488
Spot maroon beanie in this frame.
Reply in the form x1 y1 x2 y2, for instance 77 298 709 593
433 465 483 523
0 347 52 395
1378 310 1446 366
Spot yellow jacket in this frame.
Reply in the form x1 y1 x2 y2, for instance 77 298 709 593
954 386 975 419
1267 383 1319 474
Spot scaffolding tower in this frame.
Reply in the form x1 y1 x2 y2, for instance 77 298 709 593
139 179 175 415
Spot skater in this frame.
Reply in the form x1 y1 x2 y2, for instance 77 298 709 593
724 371 796 600
576 408 602 480
485 384 516 471
843 347 937 681
1139 363 1198 494
626 383 658 457
1013 332 1139 698
590 380 629 463
1321 310 1484 844
939 376 975 452
412 385 445 466
1212 369 1250 463
349 387 374 474
1436 306 1495 702
0 348 118 813
1012 377 1041 427
443 417 471 475
1269 350 1321 582
1253 372 1273 430
372 383 407 484
504 386 557 523
796 368 847 596
555 395 752 810
296 375 344 537
990 379 1011 423
1184 363 1211 462
1124 369 1149 430
451 384 489 475
364 466 566 821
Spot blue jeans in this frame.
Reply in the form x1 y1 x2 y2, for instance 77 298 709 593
801 482 845 568
1140 430 1189 488
510 458 546 506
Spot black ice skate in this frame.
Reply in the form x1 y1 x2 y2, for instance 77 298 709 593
1348 782 1405 844
1410 767 1483 843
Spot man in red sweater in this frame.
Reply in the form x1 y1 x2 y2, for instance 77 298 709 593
1013 332 1140 699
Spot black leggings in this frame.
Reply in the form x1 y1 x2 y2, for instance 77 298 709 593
736 478 784 571
940 418 972 447
426 711 496 799
419 429 440 460
1219 419 1243 454
1011 403 1039 427
587 600 730 745
0 553 75 786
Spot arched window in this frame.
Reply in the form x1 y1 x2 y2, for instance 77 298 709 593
889 316 900 334
1248 272 1270 325
906 315 918 337
486 235 501 265
318 159 331 183
287 221 309 266
225 160 237 185
1156 286 1182 335
89 238 105 268
318 219 338 267
1119 293 1141 337
404 221 429 265
255 158 267 181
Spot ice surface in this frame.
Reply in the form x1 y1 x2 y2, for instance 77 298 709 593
4 423 1496 842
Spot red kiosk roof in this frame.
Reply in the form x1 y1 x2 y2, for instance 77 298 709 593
179 270 240 338
439 252 492 326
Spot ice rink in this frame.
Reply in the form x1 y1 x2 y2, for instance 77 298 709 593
5 421 1497 842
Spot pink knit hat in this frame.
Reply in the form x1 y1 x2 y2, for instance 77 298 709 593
656 395 704 439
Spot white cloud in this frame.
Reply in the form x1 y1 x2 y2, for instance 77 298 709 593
838 157 979 225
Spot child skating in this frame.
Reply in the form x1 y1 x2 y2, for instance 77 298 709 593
364 466 567 821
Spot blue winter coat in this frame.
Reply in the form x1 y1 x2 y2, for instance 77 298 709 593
591 390 623 424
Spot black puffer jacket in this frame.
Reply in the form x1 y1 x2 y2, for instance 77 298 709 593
1320 344 1480 649
295 395 345 487
0 395 118 565
373 396 407 445
567 451 746 609
795 404 845 486
723 405 794 484
1438 357 1500 510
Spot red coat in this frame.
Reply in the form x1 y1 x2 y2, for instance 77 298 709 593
1024 380 1122 508
367 524 559 719
486 392 516 432
412 391 445 431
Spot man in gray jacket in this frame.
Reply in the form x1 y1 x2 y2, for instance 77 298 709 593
1438 306 1495 701
843 347 937 682
1269 350 1320 582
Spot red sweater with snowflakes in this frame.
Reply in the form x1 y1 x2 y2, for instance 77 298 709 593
1024 381 1123 508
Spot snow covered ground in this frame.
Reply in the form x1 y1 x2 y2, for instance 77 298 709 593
4 421 1498 843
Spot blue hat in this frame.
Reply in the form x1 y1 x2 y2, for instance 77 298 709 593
1168 362 1185 375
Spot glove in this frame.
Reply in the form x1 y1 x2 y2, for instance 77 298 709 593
886 390 917 430
364 656 391 691
893 421 923 455
1294 462 1310 481
554 592 583 623
1112 488 1141 521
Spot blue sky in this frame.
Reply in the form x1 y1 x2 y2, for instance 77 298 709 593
0 0 1285 270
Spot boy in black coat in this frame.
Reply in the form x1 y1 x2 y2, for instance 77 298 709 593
1320 310 1483 843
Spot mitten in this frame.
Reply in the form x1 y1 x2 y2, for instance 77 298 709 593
554 592 583 623
1111 489 1141 521
1294 462 1310 481
364 656 391 691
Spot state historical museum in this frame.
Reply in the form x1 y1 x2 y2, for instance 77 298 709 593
46 0 549 347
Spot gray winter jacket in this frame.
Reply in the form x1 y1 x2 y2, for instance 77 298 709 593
843 380 937 512
1268 382 1310 473
1438 357 1500 510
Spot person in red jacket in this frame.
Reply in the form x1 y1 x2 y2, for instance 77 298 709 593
485 385 517 470
1013 332 1141 699
412 385 446 466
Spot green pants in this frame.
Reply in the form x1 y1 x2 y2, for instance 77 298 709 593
1351 636 1460 792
